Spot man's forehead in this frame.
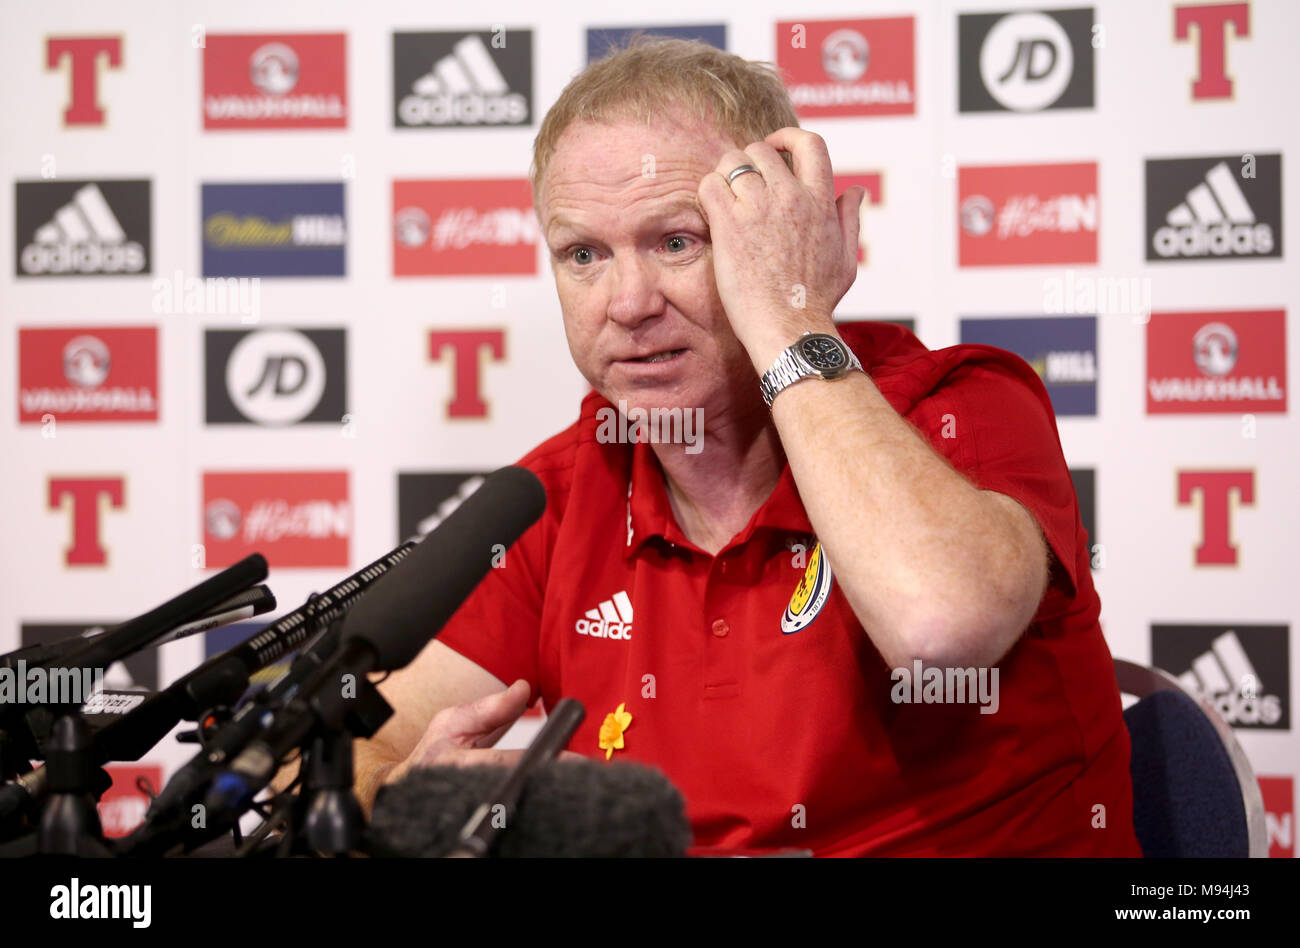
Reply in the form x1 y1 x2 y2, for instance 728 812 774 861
551 111 734 167
545 192 705 238
540 113 735 220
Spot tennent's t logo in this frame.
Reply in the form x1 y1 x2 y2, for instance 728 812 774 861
1177 469 1254 565
46 37 123 126
1174 3 1249 100
428 329 505 418
48 476 125 566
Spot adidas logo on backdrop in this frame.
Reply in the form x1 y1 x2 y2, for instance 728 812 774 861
1145 155 1282 261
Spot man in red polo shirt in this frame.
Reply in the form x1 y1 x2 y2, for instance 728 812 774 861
355 40 1141 857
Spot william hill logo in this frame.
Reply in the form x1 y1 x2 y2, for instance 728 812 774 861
960 315 1097 417
1028 350 1097 384
201 183 345 278
204 215 343 247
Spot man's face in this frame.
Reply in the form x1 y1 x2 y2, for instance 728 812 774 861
539 113 759 423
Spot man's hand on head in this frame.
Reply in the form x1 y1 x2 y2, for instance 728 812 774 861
697 127 865 371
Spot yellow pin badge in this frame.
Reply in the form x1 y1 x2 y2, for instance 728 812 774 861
598 702 632 760
782 542 833 634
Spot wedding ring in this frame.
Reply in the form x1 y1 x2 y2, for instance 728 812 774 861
726 164 761 185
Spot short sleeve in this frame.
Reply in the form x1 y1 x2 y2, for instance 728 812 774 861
433 512 548 697
915 352 1082 599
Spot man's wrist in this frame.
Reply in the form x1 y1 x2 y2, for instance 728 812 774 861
740 311 839 375
358 758 402 814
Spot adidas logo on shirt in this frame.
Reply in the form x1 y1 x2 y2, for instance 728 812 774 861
1176 630 1282 727
575 590 633 640
1149 158 1278 259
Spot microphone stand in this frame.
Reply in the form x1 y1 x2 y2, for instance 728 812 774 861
300 731 364 856
36 710 113 857
191 641 393 858
448 698 586 858
290 667 393 857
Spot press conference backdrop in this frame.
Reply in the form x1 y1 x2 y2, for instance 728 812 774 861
1 0 1295 854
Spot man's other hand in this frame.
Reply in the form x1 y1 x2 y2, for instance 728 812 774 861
383 679 582 788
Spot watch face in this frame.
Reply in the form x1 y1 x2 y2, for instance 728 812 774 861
798 334 848 372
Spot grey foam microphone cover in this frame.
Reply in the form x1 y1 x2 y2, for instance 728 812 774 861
369 759 692 857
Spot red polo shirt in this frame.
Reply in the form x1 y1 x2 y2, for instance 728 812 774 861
436 321 1142 857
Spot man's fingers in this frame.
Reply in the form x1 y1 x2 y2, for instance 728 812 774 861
741 140 796 191
438 747 587 770
837 186 865 256
479 677 531 729
473 715 522 749
697 168 732 216
443 678 531 743
441 747 526 770
713 148 765 200
763 127 833 198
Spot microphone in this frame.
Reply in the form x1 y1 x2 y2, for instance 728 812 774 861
132 584 276 649
451 698 585 857
0 585 276 670
0 555 268 793
16 544 415 849
369 760 692 858
95 541 418 766
1 585 277 765
338 465 547 668
45 554 268 689
205 466 547 815
115 542 432 851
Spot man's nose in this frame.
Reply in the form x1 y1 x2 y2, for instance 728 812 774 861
606 252 665 328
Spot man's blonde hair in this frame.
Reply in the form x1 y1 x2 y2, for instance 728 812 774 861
530 36 799 204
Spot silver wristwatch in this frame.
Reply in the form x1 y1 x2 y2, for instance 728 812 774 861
759 332 863 407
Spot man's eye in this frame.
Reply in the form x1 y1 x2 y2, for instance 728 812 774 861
666 236 688 252
571 247 594 265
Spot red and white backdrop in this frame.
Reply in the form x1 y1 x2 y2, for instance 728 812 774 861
1 0 1295 855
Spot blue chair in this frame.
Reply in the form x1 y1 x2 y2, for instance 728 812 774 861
1115 658 1268 857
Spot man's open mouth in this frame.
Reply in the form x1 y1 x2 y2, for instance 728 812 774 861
627 349 686 364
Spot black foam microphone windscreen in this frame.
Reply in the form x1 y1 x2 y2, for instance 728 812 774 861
369 760 692 858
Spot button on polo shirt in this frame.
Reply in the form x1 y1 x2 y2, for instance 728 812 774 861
435 321 1142 857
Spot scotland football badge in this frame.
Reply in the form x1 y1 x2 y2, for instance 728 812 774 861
782 542 834 634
